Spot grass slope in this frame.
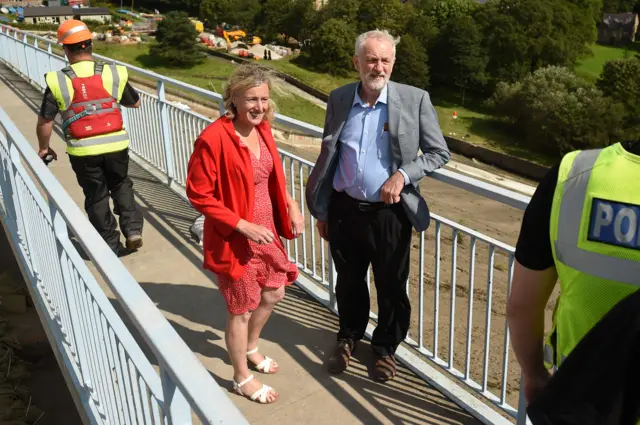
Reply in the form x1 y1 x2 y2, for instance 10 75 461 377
94 42 554 165
93 42 327 127
576 42 640 82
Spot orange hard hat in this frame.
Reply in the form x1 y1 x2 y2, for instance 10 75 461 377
57 20 92 45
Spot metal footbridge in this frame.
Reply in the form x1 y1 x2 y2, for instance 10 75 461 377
0 25 531 425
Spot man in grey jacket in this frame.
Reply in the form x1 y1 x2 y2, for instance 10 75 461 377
305 29 450 381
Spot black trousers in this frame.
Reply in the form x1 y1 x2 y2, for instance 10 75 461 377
328 190 413 357
69 149 143 253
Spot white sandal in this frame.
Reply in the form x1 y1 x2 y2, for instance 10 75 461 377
232 374 277 404
247 347 278 374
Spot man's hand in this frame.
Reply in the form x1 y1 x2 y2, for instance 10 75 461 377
523 370 551 404
36 116 55 164
288 202 304 237
380 171 405 204
236 219 275 245
316 221 329 241
38 147 57 162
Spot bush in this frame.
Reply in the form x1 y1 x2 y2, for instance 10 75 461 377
12 22 59 31
303 18 356 76
487 66 625 156
392 34 429 89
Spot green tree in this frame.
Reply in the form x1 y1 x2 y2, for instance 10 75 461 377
199 0 261 30
488 66 624 156
431 15 487 103
323 0 361 25
233 0 263 31
392 35 430 89
298 0 360 44
151 11 204 67
564 0 600 45
597 57 640 138
128 0 200 15
356 0 414 35
305 18 356 75
406 13 439 51
414 0 479 29
199 0 232 27
602 0 640 12
565 0 602 24
263 0 314 44
475 0 593 85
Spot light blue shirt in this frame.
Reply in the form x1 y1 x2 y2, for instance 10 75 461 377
333 84 408 202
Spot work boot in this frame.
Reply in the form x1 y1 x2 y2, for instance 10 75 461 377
125 233 143 251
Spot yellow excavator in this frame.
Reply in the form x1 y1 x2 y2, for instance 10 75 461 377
218 28 261 50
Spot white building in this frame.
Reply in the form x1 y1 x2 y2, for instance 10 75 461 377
22 6 110 25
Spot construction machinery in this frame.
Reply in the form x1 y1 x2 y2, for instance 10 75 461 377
215 27 261 50
190 19 204 33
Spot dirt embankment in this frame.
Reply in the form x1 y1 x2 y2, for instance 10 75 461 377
0 227 82 425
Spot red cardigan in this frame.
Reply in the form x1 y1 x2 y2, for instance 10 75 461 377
186 116 297 281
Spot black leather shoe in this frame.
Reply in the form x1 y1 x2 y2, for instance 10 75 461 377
372 355 397 382
328 339 357 374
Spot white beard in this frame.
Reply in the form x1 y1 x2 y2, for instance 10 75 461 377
364 73 388 91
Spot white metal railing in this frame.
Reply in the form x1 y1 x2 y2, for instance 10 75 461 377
0 25 533 424
0 28 249 425
277 152 529 425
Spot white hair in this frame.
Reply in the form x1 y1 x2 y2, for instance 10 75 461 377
354 29 400 58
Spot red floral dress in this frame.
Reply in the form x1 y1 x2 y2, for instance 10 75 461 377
217 133 297 315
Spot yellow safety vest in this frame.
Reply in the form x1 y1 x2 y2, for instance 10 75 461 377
45 60 131 157
546 143 640 368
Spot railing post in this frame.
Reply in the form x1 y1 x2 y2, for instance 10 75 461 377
0 139 19 241
47 41 53 73
7 142 39 283
157 80 175 181
328 250 337 313
217 99 225 117
161 366 192 425
516 373 529 425
50 204 93 391
122 107 131 145
33 36 40 88
22 33 29 79
11 28 19 72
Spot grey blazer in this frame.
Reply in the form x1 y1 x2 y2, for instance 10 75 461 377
305 81 451 232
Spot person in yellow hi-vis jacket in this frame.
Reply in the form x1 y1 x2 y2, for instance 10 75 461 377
507 138 640 407
37 20 144 256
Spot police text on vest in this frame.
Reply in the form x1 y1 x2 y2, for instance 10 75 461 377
589 198 640 249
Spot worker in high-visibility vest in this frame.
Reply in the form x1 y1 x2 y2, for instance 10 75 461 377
37 20 144 256
507 139 640 405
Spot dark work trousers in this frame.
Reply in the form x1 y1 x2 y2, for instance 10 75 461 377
69 149 143 253
328 190 413 357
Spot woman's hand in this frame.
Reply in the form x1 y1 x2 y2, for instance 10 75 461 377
288 201 304 237
236 219 275 244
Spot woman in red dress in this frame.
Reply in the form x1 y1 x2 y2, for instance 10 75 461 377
186 64 304 404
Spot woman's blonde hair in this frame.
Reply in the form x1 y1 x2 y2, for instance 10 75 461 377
223 63 280 122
